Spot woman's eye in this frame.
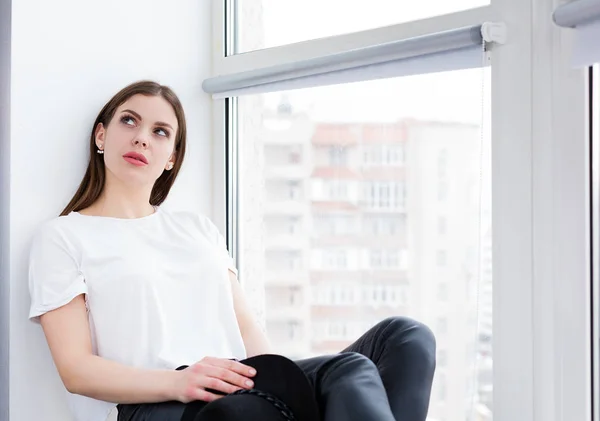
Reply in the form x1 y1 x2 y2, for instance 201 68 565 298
155 128 169 137
121 116 135 126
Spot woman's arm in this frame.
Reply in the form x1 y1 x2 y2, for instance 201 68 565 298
229 271 273 357
40 295 181 404
41 295 256 404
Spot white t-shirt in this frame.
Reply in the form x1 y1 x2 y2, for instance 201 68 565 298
28 207 247 421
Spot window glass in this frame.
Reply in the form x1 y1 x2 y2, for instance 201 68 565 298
234 0 490 53
237 68 492 421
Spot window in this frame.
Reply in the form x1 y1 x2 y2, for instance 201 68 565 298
437 283 449 301
236 69 490 421
437 182 448 202
365 215 406 236
370 249 403 269
438 349 448 367
312 283 358 305
234 0 489 53
592 64 600 417
363 144 405 166
364 181 405 210
325 180 348 200
329 147 347 166
314 214 356 236
288 321 301 340
437 317 448 334
438 374 447 401
438 149 448 178
266 250 302 271
438 216 447 235
322 249 348 269
436 250 447 267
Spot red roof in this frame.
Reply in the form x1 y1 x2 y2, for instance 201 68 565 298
311 122 408 146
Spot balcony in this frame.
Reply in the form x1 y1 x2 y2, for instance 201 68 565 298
264 164 311 180
265 304 308 322
264 270 309 287
264 200 308 215
265 233 308 250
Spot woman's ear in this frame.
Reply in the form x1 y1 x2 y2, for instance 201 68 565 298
165 158 175 171
95 123 105 150
165 152 176 171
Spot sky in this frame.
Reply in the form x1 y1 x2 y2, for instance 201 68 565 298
238 0 491 124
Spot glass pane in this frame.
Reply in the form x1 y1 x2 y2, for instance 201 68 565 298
237 68 492 421
234 0 490 53
592 64 600 421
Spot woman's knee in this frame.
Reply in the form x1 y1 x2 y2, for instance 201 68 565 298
329 352 378 375
378 317 436 362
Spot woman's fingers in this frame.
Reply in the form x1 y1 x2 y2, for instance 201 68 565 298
203 357 257 378
203 365 254 390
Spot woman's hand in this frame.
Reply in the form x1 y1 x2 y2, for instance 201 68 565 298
175 357 257 403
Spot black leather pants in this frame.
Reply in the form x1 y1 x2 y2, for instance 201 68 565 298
295 316 436 421
117 317 436 421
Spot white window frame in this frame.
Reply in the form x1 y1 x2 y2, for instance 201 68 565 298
209 1 593 421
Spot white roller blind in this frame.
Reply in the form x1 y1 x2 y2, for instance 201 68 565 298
553 0 600 66
203 23 505 98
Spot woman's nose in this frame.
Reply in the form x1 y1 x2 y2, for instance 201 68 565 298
132 137 148 148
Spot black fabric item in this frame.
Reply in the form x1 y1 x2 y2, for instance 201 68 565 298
229 389 295 420
192 354 320 421
194 393 286 421
295 316 437 421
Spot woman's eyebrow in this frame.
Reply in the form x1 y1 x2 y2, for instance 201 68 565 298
121 109 174 130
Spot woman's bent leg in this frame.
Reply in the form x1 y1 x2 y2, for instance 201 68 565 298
343 316 437 421
295 352 396 421
117 401 203 421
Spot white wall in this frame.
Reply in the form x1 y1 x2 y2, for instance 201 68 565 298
7 1 213 420
1 0 12 420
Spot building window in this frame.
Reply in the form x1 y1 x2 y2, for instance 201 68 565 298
437 317 448 334
314 214 356 236
370 249 403 269
437 149 448 178
288 180 301 200
437 216 447 235
323 249 348 269
364 181 405 209
437 182 447 202
437 283 449 301
438 349 448 367
363 144 405 166
329 146 348 166
438 374 447 401
289 286 302 305
288 321 300 340
436 250 447 267
325 180 349 200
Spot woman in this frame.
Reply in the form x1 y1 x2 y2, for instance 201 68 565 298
28 81 436 421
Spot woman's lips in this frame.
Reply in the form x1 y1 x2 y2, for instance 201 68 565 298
123 156 148 167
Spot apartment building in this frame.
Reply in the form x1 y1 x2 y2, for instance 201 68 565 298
256 102 491 421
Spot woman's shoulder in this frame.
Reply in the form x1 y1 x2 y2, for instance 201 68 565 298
160 208 223 242
28 213 85 257
32 213 80 240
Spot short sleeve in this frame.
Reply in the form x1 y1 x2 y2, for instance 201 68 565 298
198 214 238 277
214 227 238 277
28 221 88 323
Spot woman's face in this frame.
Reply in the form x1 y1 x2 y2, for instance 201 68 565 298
95 94 178 188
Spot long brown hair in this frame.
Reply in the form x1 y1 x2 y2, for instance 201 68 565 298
60 80 187 216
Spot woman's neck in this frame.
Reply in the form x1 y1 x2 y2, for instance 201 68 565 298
80 178 156 219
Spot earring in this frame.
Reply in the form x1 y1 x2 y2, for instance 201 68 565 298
97 147 104 154
167 163 174 170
